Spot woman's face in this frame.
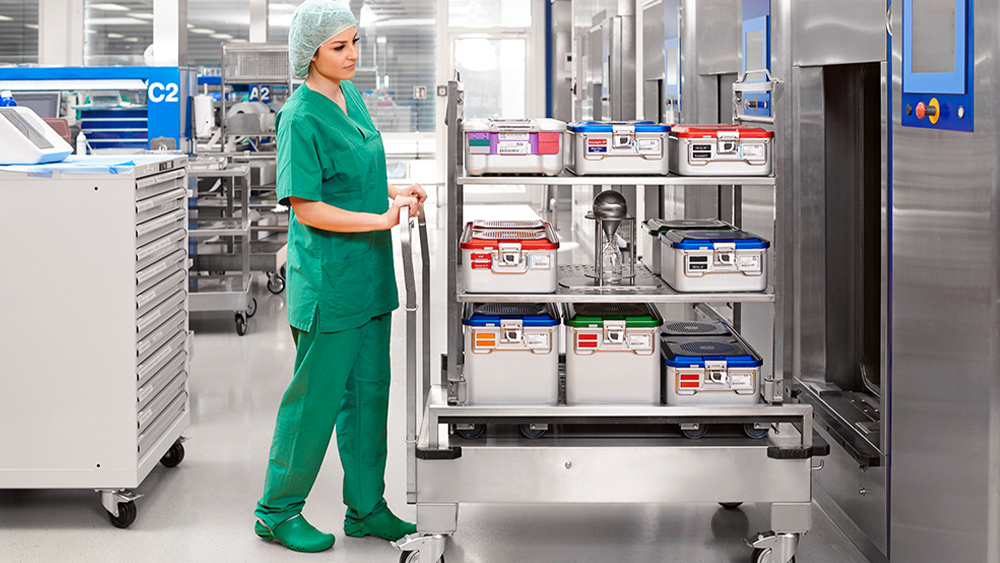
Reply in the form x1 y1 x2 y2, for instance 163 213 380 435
310 26 359 82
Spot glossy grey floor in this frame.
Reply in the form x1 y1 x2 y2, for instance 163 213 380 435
0 205 868 563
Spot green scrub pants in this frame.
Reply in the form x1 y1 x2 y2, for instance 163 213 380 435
255 313 392 529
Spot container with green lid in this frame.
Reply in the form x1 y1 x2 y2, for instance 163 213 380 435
563 302 663 405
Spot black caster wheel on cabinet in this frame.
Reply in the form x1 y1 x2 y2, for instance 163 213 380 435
400 552 444 563
518 424 547 439
267 273 285 294
682 425 708 440
160 441 185 468
719 502 743 509
235 312 248 336
751 548 794 563
246 297 258 318
744 423 769 439
454 424 484 440
107 500 137 529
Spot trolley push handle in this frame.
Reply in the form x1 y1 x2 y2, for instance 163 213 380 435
398 205 431 496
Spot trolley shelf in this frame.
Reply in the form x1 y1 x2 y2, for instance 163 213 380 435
458 171 776 186
187 218 252 237
426 387 812 432
458 264 775 303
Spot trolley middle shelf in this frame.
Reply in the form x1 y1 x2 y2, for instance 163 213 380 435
458 264 775 303
457 171 777 186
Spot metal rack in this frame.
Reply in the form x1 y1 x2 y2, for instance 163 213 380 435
392 79 828 563
187 164 254 335
217 43 292 293
0 155 191 528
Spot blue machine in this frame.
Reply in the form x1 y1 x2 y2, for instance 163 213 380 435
740 0 771 118
0 66 196 152
901 0 974 131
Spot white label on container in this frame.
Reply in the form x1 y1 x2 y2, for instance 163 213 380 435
530 254 552 269
525 333 550 348
498 133 530 141
637 139 661 155
741 143 765 161
497 141 531 154
730 373 753 390
628 333 652 350
738 254 761 272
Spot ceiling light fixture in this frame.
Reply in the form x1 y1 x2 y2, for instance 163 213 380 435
89 3 130 11
210 33 233 39
107 32 124 38
189 28 216 34
131 13 154 20
0 15 13 22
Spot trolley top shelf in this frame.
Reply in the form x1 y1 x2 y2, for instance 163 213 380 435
458 172 776 186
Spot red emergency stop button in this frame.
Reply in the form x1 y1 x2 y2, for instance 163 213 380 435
915 102 927 120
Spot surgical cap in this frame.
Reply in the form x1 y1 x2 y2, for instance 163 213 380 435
289 0 357 79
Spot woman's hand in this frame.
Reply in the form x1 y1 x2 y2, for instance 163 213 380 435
390 183 427 205
384 195 421 228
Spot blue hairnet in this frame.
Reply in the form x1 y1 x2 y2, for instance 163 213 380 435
289 0 358 79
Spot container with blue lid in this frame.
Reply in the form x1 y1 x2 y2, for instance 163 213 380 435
661 334 763 405
566 120 671 176
463 303 560 327
462 303 560 405
660 228 770 293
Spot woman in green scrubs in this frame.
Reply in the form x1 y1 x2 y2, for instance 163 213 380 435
253 0 424 553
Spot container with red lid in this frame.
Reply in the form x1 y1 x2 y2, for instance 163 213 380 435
668 125 773 176
460 220 560 293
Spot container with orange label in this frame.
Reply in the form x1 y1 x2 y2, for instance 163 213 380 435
462 303 561 405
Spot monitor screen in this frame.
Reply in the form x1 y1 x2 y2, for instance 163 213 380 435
912 3 956 74
12 92 61 119
0 108 54 150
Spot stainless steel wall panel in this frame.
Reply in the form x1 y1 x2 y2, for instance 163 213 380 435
792 66 827 382
692 0 740 75
792 0 887 66
642 0 665 81
890 1 1000 560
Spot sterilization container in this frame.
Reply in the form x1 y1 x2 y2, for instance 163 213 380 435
464 118 566 176
564 303 663 405
660 319 732 337
460 220 559 294
566 121 670 175
462 303 561 405
660 229 769 293
661 334 763 405
669 125 773 176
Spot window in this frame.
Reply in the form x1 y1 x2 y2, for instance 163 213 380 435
0 0 39 64
84 0 154 66
188 0 250 69
449 0 529 28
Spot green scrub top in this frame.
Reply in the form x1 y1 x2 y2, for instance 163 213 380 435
275 81 399 333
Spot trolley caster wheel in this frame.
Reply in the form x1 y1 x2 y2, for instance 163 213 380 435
160 442 185 468
107 500 137 529
751 548 795 563
682 425 708 440
719 502 743 509
280 265 286 279
235 313 248 336
246 296 258 318
267 274 285 294
455 424 484 440
744 423 769 439
400 551 444 563
518 424 547 439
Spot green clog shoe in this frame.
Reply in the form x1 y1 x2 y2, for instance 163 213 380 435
255 515 336 553
344 504 417 541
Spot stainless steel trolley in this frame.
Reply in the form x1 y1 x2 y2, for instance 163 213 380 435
392 79 828 563
187 164 254 334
